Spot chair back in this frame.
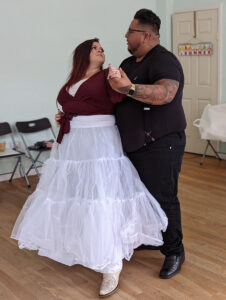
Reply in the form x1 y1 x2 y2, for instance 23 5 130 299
0 122 12 136
0 122 18 149
16 118 51 133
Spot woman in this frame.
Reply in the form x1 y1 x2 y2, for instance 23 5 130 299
11 38 168 298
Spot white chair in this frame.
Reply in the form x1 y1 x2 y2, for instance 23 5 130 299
193 104 226 165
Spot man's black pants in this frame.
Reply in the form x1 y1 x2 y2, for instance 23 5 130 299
127 131 186 257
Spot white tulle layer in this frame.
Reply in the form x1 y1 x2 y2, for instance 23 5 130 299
11 115 168 272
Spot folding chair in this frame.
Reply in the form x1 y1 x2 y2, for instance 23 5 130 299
193 104 226 165
0 122 30 187
200 140 222 165
16 118 56 178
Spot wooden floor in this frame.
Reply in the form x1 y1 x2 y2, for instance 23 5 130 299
0 153 226 300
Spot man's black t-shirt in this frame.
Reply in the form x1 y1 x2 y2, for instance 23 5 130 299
115 44 186 153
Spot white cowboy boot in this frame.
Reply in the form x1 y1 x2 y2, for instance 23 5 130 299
99 271 121 298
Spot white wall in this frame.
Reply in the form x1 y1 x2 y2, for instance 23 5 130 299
0 0 156 175
0 0 156 126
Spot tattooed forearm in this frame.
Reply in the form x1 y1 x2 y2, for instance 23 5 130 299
125 79 179 105
118 85 132 94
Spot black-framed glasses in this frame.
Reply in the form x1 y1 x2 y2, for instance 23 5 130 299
127 28 147 34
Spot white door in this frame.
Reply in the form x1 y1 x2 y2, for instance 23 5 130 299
172 9 219 154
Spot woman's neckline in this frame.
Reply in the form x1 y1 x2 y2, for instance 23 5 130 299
66 69 103 97
82 69 102 80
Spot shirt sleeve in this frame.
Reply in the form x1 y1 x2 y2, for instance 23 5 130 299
149 53 181 83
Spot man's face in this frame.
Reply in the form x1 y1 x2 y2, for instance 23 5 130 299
125 19 147 55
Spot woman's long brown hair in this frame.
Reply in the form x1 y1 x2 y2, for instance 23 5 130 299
56 38 101 110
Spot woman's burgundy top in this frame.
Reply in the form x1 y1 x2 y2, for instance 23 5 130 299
56 69 123 143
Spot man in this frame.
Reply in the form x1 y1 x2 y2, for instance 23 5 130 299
108 8 186 279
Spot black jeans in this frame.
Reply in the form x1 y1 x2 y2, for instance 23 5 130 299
127 131 186 256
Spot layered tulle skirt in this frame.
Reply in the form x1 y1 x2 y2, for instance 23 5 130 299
11 115 168 272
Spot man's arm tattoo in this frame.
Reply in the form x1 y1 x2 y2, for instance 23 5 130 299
117 85 131 94
118 79 179 105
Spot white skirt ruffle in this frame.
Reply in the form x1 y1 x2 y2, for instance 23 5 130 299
11 115 168 272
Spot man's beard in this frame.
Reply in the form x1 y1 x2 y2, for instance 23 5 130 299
128 47 138 55
127 44 139 55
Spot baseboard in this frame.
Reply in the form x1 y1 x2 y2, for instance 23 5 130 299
219 153 226 160
0 168 42 182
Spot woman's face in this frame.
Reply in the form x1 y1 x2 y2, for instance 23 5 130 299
89 42 105 66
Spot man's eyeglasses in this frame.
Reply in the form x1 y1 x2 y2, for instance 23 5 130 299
127 28 147 34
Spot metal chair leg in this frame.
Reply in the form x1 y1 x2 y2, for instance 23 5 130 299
200 141 209 165
9 157 20 182
200 140 222 165
208 140 222 160
26 152 41 177
19 158 31 188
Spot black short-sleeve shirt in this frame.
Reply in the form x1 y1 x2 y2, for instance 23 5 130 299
115 44 187 153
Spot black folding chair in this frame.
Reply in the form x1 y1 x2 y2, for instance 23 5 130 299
16 118 56 178
0 122 30 187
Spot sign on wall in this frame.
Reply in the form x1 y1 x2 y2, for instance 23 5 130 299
178 43 213 56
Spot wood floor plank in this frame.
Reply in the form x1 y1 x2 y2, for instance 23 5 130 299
0 153 226 299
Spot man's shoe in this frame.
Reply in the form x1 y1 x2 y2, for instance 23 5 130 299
99 271 121 298
159 253 185 279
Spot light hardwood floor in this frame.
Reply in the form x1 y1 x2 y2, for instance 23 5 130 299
0 153 226 300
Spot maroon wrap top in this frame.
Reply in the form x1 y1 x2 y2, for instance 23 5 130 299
56 69 123 143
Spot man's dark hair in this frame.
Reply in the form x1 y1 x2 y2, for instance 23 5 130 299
134 9 161 34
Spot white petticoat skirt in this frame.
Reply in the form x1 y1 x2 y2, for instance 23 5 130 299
11 115 168 273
